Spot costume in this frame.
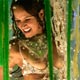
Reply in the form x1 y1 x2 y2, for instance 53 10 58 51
9 33 48 80
9 33 65 80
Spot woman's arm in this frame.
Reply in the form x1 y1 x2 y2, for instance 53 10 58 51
23 74 45 80
53 41 64 69
0 67 3 80
9 50 23 68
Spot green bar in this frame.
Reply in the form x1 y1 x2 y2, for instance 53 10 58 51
67 0 72 80
3 0 9 80
0 0 3 66
44 0 53 80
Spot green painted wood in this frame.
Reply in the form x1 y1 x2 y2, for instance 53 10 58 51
0 0 3 66
3 0 9 80
44 0 53 80
67 0 72 80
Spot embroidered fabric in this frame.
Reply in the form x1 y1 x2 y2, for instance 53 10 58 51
9 33 65 80
9 34 49 80
21 59 48 76
19 34 48 60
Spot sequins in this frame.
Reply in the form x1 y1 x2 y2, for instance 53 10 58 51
9 44 11 49
22 47 25 50
20 34 48 58
9 42 16 49
12 42 16 45
21 59 45 76
15 0 18 2
12 6 16 10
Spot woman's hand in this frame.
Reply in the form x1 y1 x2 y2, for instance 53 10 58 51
53 41 64 69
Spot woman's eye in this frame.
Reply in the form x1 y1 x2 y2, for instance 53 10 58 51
15 20 21 25
15 20 20 23
25 18 31 22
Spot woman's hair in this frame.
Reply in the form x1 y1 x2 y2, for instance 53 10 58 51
11 0 44 17
11 0 45 39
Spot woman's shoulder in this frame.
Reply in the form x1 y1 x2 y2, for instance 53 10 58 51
9 36 20 50
9 36 19 43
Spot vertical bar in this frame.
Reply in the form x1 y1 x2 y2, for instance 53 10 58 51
0 0 3 80
3 0 9 80
44 0 53 80
0 0 3 66
67 0 72 80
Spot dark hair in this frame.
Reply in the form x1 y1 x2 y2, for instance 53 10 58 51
11 0 45 39
11 0 44 16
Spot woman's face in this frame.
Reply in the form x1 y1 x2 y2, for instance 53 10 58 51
13 6 43 38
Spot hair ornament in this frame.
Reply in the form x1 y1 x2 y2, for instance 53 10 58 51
15 0 18 2
12 6 16 10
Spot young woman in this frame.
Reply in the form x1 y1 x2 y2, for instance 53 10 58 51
9 0 64 80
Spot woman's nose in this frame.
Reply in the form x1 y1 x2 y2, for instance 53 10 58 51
21 22 27 28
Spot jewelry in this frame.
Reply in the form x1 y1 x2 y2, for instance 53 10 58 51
18 34 48 76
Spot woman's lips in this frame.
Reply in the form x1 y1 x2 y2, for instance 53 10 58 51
23 28 31 33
